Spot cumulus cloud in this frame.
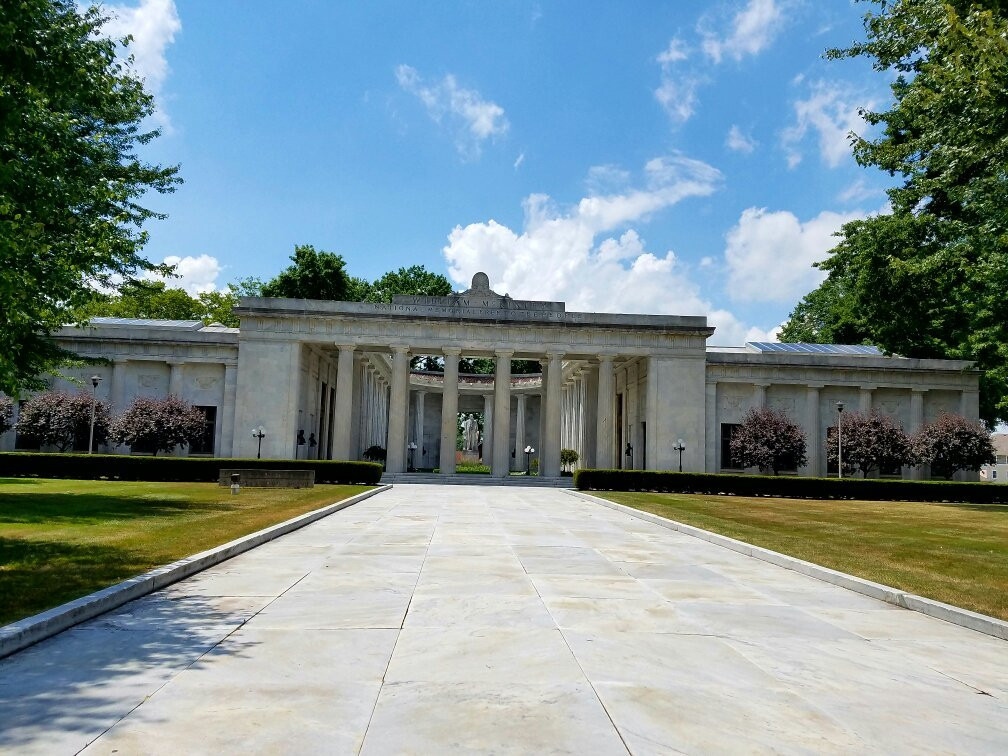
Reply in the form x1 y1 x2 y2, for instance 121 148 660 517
837 178 884 204
700 0 783 64
723 207 865 303
725 125 757 153
440 155 782 345
782 80 873 168
145 254 222 295
396 65 509 159
101 0 181 129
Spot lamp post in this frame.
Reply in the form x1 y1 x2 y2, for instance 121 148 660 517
524 445 535 475
251 426 265 459
673 438 686 473
836 401 845 479
87 375 102 454
408 441 417 472
625 442 633 469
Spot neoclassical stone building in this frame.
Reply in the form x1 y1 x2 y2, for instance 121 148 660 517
1 273 980 480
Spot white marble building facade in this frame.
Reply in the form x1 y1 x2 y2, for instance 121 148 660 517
1 274 980 480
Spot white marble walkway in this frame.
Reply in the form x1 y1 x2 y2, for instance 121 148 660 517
1 484 1006 754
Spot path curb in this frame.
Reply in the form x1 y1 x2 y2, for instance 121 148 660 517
565 489 1008 642
0 484 392 660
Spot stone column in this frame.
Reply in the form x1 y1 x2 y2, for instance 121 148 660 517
805 385 822 477
860 386 874 415
330 344 356 461
168 361 186 456
440 348 460 474
753 382 768 409
492 350 513 478
220 363 237 457
349 356 364 460
543 351 564 477
596 354 615 468
482 393 494 466
385 345 410 473
538 359 548 472
705 381 717 472
414 390 426 468
910 388 927 480
109 360 129 453
626 362 639 469
168 360 185 397
514 393 526 472
645 358 659 470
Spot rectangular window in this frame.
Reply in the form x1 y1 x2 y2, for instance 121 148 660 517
14 400 39 451
720 423 743 470
994 470 998 480
189 406 217 455
998 455 1007 465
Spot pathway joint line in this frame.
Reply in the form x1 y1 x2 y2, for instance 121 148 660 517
0 484 393 660
564 488 1008 642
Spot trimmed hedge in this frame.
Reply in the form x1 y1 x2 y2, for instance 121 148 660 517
0 452 383 485
573 468 1008 505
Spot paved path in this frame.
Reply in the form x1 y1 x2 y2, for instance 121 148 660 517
2 485 1007 754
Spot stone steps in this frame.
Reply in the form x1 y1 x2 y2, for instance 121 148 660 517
379 473 574 488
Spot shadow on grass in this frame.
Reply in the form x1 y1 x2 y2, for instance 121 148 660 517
0 538 159 625
0 492 221 525
0 582 264 751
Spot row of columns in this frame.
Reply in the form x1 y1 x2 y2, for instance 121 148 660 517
323 344 630 478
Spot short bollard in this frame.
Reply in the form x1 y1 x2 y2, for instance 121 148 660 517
230 472 241 495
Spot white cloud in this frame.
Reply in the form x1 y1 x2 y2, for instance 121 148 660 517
513 152 525 170
726 125 757 153
146 254 222 295
585 164 632 195
700 0 783 64
656 38 689 65
440 155 781 345
837 178 884 204
782 80 873 168
653 38 701 124
723 207 865 303
101 0 181 129
395 65 509 159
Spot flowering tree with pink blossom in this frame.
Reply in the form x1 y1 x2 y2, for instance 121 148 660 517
0 396 13 435
730 407 808 476
14 391 111 451
826 411 914 478
110 395 206 456
912 413 995 479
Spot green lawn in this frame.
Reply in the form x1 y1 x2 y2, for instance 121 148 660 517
0 478 371 626
597 491 1008 621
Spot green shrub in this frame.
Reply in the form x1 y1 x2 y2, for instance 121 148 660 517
0 452 383 485
572 468 1008 505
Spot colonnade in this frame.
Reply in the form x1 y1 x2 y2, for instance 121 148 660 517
324 344 628 478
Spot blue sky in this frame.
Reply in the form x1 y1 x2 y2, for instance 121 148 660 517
108 0 893 345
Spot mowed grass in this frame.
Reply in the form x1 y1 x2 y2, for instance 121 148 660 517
0 478 371 626
598 490 1008 620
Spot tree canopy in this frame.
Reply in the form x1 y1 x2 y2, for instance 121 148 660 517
780 0 1008 425
260 245 352 301
0 0 181 396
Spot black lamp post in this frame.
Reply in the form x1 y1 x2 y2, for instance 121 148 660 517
836 401 845 479
524 445 535 475
625 442 633 469
408 441 417 472
251 426 265 459
673 438 686 473
87 375 102 454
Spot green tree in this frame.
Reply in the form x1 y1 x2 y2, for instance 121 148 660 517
364 265 453 303
0 1 181 396
781 0 1008 425
261 245 351 300
72 280 241 327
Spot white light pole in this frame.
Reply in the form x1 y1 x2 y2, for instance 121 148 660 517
251 426 266 459
674 438 686 473
836 401 845 479
88 375 102 454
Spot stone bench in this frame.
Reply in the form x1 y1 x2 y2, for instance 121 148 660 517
218 469 315 489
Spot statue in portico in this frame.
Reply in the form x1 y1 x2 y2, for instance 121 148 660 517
462 414 480 451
